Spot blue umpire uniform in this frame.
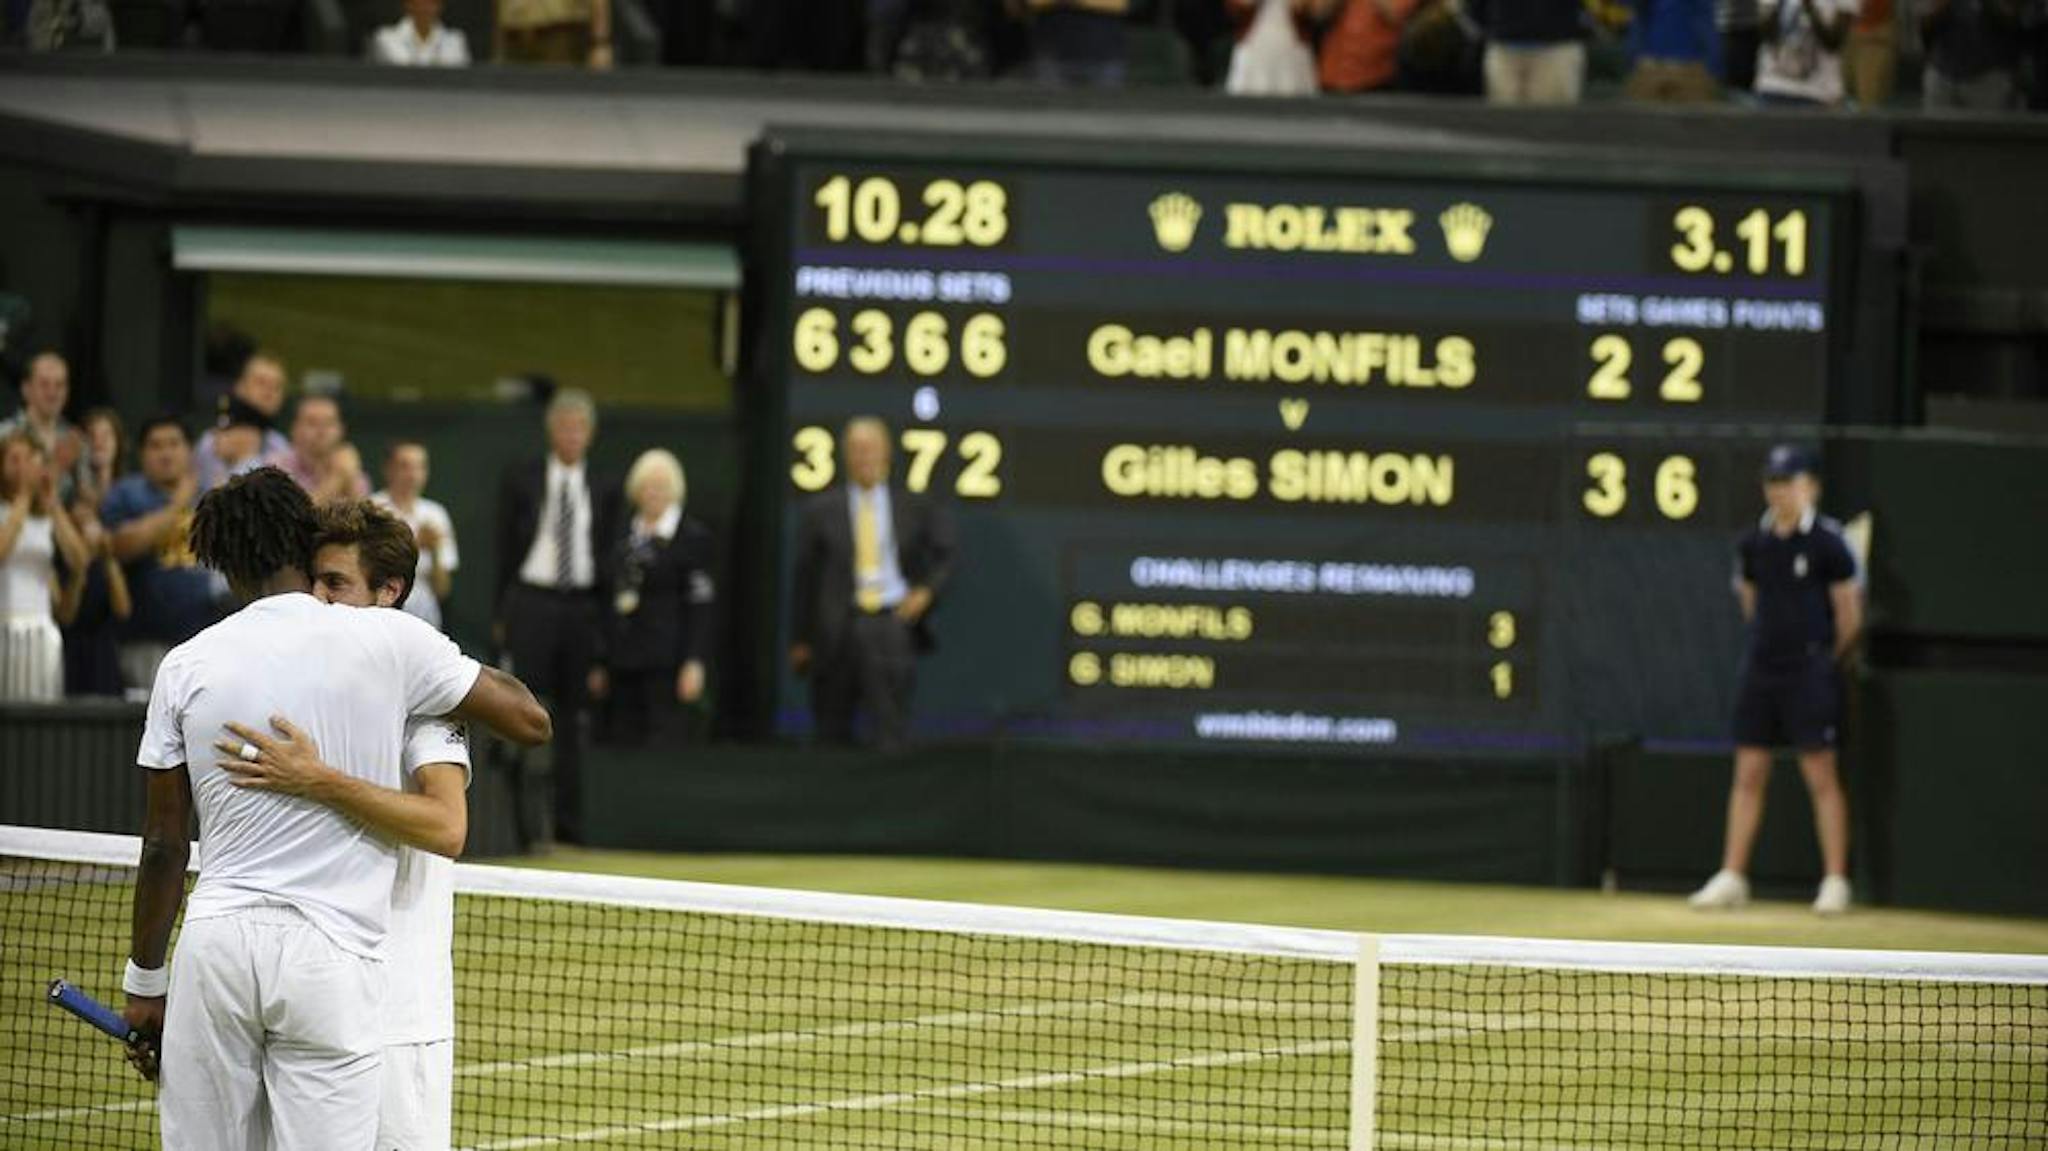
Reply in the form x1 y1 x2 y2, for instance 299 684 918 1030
1731 453 1858 751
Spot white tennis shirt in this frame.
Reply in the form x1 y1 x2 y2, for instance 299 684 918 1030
385 717 470 1046
139 592 481 958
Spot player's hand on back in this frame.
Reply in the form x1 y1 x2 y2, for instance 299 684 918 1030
216 716 338 798
122 995 164 1081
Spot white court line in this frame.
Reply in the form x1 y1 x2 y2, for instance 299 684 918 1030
0 1098 157 1125
459 1037 1351 1150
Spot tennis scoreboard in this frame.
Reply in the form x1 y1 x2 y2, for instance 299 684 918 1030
746 131 1856 753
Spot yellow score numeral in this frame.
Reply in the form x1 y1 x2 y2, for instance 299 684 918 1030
1487 611 1517 650
1582 453 1700 521
788 426 1003 499
1588 335 1704 404
814 176 1009 247
1672 205 1809 276
1491 661 1514 700
791 309 1006 379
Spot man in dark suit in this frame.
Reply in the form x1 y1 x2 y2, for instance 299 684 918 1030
494 388 622 843
789 416 955 751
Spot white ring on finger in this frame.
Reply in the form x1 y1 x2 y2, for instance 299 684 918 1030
239 743 261 762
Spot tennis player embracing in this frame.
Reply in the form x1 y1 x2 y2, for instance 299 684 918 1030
122 468 549 1151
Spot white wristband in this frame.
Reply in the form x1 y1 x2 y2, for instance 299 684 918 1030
123 959 169 998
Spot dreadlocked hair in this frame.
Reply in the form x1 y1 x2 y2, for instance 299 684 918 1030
190 466 318 590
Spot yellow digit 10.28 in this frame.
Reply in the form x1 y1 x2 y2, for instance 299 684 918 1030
814 176 1009 246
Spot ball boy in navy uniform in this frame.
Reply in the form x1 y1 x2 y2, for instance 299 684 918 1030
1691 445 1863 915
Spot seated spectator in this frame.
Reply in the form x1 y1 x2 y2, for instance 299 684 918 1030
1013 0 1130 86
103 417 219 691
372 0 473 63
58 485 130 697
1920 0 2022 110
876 0 1004 80
79 406 125 503
1842 0 1893 105
591 449 715 747
372 440 459 631
1313 0 1424 94
1 433 89 702
1625 0 1720 100
1754 0 1856 106
1468 0 1588 104
1224 0 1319 95
204 396 275 491
498 0 612 67
194 351 293 492
284 395 370 505
1717 0 1763 90
0 351 91 506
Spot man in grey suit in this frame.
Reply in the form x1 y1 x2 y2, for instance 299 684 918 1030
788 416 955 751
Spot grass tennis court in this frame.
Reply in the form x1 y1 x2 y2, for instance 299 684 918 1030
6 848 2045 1150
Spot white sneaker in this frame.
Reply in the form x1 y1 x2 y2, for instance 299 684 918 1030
1814 875 1853 916
1688 870 1750 910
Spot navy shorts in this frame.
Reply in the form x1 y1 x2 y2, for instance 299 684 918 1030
1733 659 1841 751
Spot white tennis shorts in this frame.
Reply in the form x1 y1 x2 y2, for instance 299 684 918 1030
160 903 385 1151
378 1039 454 1150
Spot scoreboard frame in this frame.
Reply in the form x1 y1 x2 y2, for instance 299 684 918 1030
733 127 1870 753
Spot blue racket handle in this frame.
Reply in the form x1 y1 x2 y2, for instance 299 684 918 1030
47 979 138 1043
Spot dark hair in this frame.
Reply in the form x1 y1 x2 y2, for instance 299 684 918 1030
81 406 126 475
190 467 318 591
314 499 419 608
134 414 190 447
0 431 47 502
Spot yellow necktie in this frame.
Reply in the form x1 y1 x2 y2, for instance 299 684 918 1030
854 492 883 613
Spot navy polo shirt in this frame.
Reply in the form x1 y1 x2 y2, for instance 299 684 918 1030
1736 509 1857 671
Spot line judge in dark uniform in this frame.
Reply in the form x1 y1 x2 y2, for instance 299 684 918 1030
789 416 955 751
1691 445 1862 916
590 448 716 747
495 388 622 843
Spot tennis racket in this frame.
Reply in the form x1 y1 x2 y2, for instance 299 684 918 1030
46 979 139 1044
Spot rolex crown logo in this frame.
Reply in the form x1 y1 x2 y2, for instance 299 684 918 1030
1439 202 1492 263
1149 192 1202 253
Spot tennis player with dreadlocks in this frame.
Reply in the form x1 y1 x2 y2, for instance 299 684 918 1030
121 466 550 1151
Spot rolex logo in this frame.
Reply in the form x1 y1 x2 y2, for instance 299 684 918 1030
1149 192 1202 253
1439 202 1492 264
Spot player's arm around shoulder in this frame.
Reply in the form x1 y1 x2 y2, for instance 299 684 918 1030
216 716 469 858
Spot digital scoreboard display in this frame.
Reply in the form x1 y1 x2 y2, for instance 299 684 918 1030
747 132 1855 754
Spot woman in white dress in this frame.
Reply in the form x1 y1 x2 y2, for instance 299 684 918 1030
0 433 89 701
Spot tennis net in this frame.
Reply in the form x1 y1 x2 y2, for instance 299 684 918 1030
3 823 2044 1150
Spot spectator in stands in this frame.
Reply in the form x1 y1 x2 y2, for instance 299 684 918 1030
1013 0 1130 86
22 0 114 50
497 0 612 68
1841 0 1893 105
57 483 130 697
1467 0 1588 104
103 416 218 691
204 396 274 492
194 351 293 493
80 406 125 503
789 416 955 752
1753 0 1856 106
590 449 715 747
284 395 369 505
372 440 459 631
1625 0 1720 100
371 0 473 63
496 389 621 843
1717 0 1763 89
1 351 91 506
2 433 89 702
871 0 1004 79
1311 0 1423 94
1224 0 1319 96
1920 0 2023 109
